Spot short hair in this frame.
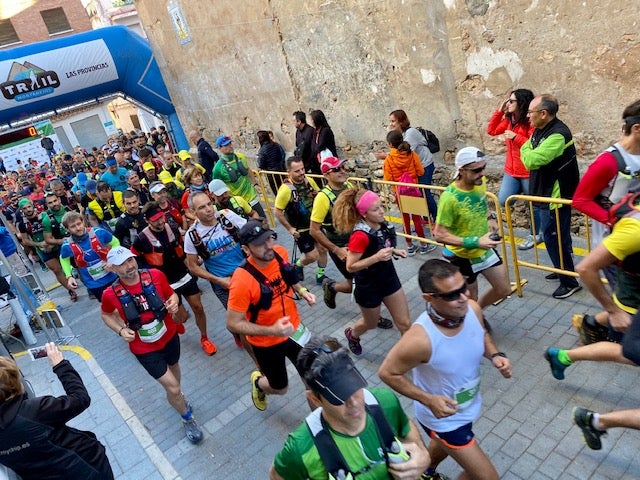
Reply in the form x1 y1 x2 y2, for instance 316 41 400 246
182 166 202 186
96 181 111 192
187 189 210 210
418 259 461 293
62 210 84 228
537 94 559 116
297 335 351 397
142 200 159 216
0 357 24 402
293 111 306 123
286 156 304 171
122 189 138 201
389 109 410 131
48 179 63 190
138 147 151 158
622 99 640 135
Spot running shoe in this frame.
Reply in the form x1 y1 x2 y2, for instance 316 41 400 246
201 337 217 356
573 406 606 450
323 278 337 309
572 313 609 345
344 327 362 355
420 243 437 255
545 272 559 281
182 417 203 444
552 285 582 299
544 347 568 380
406 245 417 256
377 317 393 329
251 370 267 411
316 273 326 285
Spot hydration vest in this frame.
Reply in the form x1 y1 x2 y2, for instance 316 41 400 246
221 154 248 182
305 389 407 480
221 196 247 219
320 183 352 246
111 269 168 331
44 210 68 239
239 251 299 323
138 224 184 267
352 221 397 279
596 147 640 211
68 228 110 268
283 179 316 230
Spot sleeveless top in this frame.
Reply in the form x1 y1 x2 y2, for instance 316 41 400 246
412 307 484 432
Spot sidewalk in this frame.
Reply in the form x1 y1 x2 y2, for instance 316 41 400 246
6 226 640 479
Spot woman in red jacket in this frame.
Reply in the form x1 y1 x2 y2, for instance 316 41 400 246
487 88 539 250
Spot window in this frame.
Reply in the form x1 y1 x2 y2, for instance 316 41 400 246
0 19 20 47
41 7 72 36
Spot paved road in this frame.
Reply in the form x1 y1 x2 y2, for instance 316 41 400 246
7 226 640 480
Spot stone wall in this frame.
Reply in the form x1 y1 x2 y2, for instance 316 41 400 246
135 0 639 163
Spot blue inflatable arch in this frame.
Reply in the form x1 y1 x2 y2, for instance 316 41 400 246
0 25 187 149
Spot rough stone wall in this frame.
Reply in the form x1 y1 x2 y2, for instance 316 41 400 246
135 0 639 162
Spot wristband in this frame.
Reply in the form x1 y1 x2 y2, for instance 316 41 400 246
491 352 507 359
298 287 308 295
118 326 126 337
462 236 479 249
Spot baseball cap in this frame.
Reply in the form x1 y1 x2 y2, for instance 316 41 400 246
320 156 346 174
215 135 232 148
142 162 156 172
238 218 274 246
300 338 368 406
76 172 88 186
208 179 229 196
106 246 136 266
143 205 165 222
85 180 98 194
177 150 191 161
149 181 167 194
453 147 485 179
105 157 117 167
157 171 174 185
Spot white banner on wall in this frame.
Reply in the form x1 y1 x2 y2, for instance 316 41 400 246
0 40 119 110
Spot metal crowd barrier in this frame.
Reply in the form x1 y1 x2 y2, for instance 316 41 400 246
504 194 592 297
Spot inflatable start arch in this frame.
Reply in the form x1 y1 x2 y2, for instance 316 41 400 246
0 25 187 149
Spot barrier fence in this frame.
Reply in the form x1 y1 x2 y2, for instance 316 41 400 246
504 194 593 297
253 169 595 299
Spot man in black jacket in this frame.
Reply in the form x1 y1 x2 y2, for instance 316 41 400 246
188 130 218 182
293 111 316 174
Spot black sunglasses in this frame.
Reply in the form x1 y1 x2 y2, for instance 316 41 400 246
303 339 342 371
328 166 345 173
463 165 486 174
430 282 469 302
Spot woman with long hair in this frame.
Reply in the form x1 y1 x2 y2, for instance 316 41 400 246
333 188 411 356
309 109 337 171
487 88 539 250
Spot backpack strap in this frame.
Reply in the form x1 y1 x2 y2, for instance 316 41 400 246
609 146 628 173
239 259 270 323
305 389 398 479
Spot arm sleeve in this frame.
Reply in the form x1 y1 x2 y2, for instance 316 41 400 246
572 154 619 224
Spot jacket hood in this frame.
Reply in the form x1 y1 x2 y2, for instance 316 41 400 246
0 394 24 428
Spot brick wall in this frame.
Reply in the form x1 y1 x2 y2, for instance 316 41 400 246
8 0 91 45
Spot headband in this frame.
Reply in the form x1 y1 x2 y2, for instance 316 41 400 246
356 190 380 217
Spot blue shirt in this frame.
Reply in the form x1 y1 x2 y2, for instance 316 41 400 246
60 228 118 289
100 168 129 192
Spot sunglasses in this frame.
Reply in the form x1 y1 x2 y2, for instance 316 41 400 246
303 339 342 371
463 165 486 174
429 282 469 302
328 166 345 173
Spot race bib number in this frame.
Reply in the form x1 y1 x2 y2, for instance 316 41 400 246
454 377 480 410
137 319 167 343
87 260 108 281
290 322 311 346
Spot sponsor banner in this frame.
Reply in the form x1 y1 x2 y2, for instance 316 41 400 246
0 39 118 110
